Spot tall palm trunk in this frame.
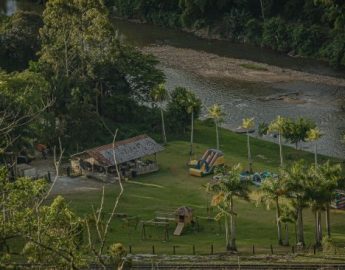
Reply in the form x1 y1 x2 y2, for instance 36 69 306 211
278 132 283 167
247 131 253 173
215 120 219 150
229 195 237 251
325 204 331 238
160 108 167 145
317 211 322 244
314 142 318 167
275 197 283 245
296 205 305 246
284 223 289 246
225 213 230 251
315 210 322 247
189 110 194 159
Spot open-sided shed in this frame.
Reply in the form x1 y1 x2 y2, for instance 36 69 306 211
70 135 164 179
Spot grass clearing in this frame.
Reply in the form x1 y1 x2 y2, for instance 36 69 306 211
61 122 345 260
240 63 269 71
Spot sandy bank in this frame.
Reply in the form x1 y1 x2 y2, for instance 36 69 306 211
142 45 345 87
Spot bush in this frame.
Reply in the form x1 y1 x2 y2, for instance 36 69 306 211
291 24 327 56
320 32 345 67
262 17 292 52
220 9 251 41
244 18 263 45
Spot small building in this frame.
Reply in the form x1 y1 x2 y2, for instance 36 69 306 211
70 135 164 180
175 206 193 224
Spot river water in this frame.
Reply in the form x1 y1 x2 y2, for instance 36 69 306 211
3 0 345 158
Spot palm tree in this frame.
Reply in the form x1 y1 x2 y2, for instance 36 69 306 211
313 161 342 238
151 84 169 145
207 164 250 251
257 177 286 245
306 128 322 167
268 116 287 167
241 118 255 173
207 104 224 150
305 166 325 247
281 161 309 247
279 204 297 246
186 93 199 159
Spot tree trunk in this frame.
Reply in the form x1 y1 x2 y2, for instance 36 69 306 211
276 197 283 245
215 120 219 150
297 206 305 246
278 132 283 167
229 196 237 251
317 211 322 244
259 0 265 21
314 142 318 167
160 108 167 145
325 204 331 238
225 213 231 251
63 37 69 77
284 223 289 246
247 132 253 173
189 110 194 159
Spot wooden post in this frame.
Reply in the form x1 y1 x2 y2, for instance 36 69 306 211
211 244 214 255
291 245 294 254
173 245 176 255
192 244 195 255
152 245 155 254
129 245 132 254
270 244 273 254
313 245 316 255
252 245 255 255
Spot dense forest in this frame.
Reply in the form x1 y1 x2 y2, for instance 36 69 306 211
113 0 345 67
0 0 200 156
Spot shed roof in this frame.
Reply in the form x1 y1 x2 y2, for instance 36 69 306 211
71 135 164 166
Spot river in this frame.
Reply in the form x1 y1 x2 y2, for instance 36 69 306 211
3 0 345 158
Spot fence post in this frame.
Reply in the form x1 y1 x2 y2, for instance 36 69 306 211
291 245 294 254
152 245 155 254
192 244 195 255
270 244 273 254
173 245 176 255
129 245 132 254
252 245 255 255
211 244 214 255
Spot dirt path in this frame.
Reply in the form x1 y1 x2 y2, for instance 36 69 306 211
30 158 104 195
142 45 345 87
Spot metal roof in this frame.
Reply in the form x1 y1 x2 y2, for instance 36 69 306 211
71 135 164 166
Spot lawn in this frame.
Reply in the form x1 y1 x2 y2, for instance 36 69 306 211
62 122 345 259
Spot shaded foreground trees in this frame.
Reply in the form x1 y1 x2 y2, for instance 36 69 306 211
207 164 250 252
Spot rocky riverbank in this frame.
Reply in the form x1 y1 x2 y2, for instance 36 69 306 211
142 45 345 88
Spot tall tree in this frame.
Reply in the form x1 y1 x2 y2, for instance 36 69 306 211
312 161 343 238
257 177 286 245
207 104 224 150
151 83 169 145
207 164 250 251
241 117 255 173
281 160 309 247
186 91 200 159
269 115 287 167
306 127 322 167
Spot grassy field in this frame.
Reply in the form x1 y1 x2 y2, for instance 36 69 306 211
62 122 345 259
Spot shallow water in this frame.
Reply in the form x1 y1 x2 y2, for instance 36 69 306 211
3 0 345 158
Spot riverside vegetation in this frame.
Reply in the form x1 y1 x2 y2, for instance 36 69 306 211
113 0 345 68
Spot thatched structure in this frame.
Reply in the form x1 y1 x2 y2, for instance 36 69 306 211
70 135 164 179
